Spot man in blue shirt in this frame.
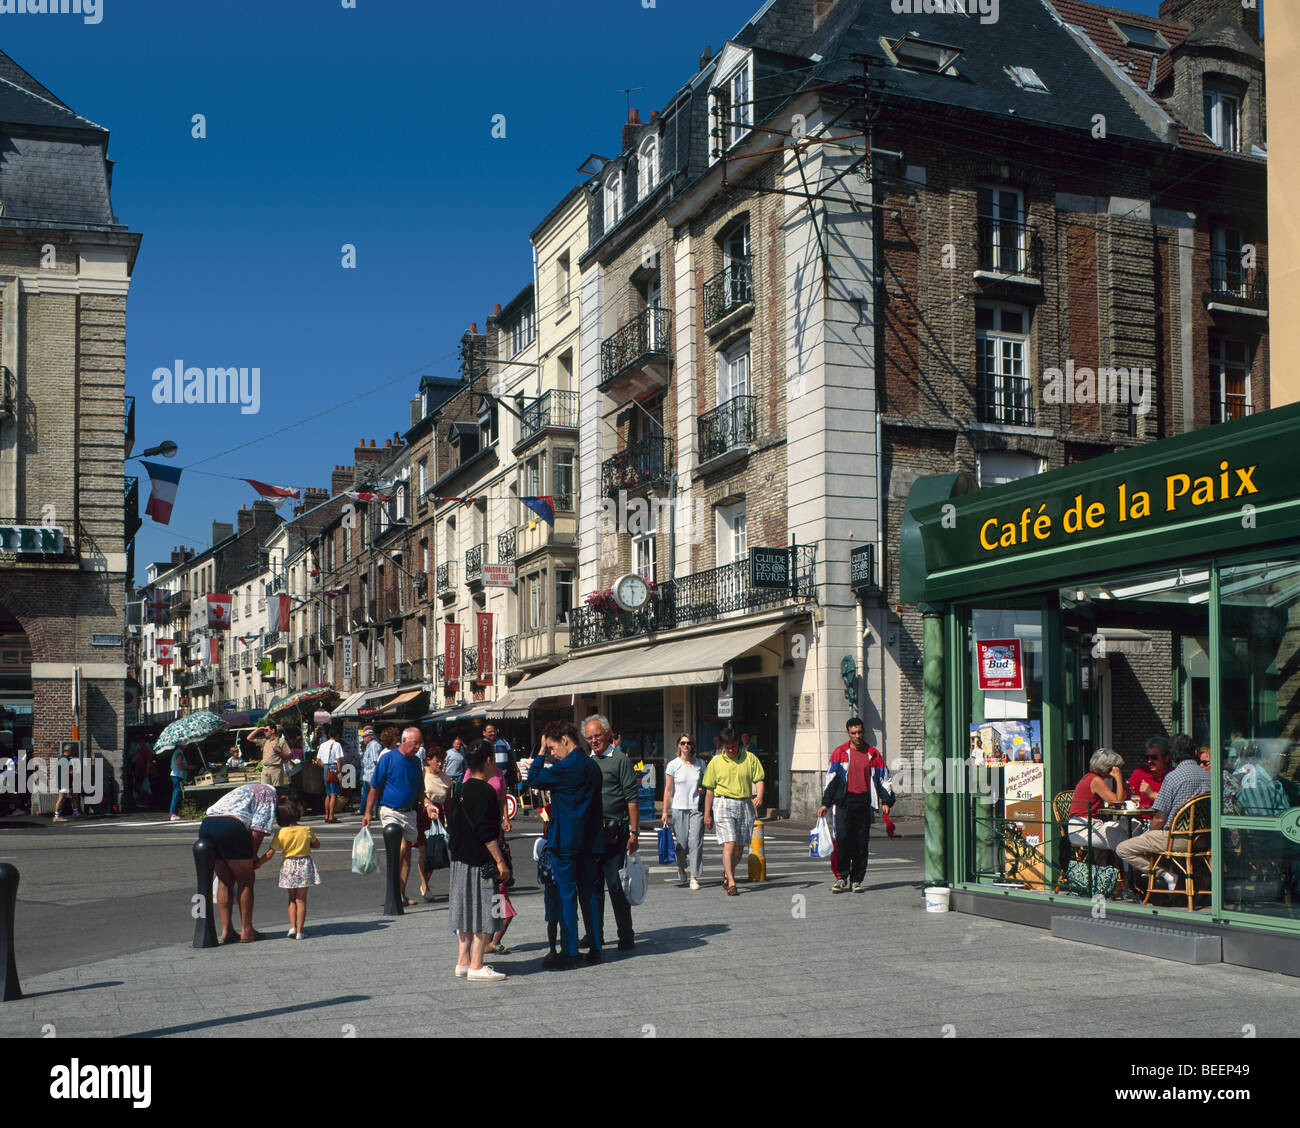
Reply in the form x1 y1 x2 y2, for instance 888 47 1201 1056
484 723 516 792
443 736 466 783
528 719 603 969
363 725 425 905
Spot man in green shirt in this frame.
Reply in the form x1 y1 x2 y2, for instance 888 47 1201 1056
702 727 765 895
585 714 640 952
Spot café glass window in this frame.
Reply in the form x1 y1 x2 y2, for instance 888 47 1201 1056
1218 556 1300 922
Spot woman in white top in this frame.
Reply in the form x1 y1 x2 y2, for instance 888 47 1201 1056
663 733 705 889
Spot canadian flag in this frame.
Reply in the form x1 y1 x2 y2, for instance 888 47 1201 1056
267 594 289 634
207 593 232 630
156 638 175 667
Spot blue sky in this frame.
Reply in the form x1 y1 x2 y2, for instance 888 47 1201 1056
0 0 1166 580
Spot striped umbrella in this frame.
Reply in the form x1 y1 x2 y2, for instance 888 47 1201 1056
155 710 227 753
264 685 341 724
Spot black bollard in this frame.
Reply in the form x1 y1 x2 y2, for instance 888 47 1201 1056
192 838 219 949
0 862 20 1001
382 822 404 915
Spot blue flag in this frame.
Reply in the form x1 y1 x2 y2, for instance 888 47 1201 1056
522 495 555 526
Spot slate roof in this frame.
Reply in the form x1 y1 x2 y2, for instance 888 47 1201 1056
0 49 104 133
809 0 1165 147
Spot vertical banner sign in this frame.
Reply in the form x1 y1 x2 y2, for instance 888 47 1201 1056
445 623 461 693
343 635 353 684
476 612 493 686
976 639 1024 691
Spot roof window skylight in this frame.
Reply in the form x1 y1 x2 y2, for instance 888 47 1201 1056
1111 20 1170 52
882 35 963 76
1004 65 1048 93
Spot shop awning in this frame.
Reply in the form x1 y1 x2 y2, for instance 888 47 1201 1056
375 688 426 716
508 623 784 704
1095 627 1154 656
331 690 372 717
484 692 530 720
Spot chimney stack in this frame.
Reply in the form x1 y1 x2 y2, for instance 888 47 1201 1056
331 464 355 496
622 107 643 153
237 504 255 535
699 46 712 72
211 521 234 546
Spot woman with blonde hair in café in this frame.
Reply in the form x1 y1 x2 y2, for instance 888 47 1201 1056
1067 748 1128 857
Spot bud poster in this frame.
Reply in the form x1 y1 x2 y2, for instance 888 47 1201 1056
976 638 1023 690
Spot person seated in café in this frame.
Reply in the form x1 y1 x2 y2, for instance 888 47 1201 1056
1115 734 1210 894
1067 749 1129 858
1128 736 1171 809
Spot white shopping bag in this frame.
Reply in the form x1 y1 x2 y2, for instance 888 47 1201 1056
352 826 378 875
811 816 834 859
621 852 649 906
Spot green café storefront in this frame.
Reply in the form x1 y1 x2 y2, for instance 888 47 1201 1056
901 401 1300 975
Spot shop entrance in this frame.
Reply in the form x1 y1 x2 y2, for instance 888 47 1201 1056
690 677 779 809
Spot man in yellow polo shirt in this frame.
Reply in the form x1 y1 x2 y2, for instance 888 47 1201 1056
702 727 764 895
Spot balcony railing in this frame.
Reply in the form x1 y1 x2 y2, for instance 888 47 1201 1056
699 395 756 463
500 634 518 671
379 589 402 621
124 476 141 543
260 631 284 655
976 218 1043 277
462 646 478 683
600 307 671 388
704 259 752 326
977 369 1033 426
518 389 579 446
124 395 135 455
1208 252 1267 308
601 435 673 496
320 622 334 645
267 575 285 596
569 546 817 649
465 543 486 586
436 561 456 597
498 528 516 564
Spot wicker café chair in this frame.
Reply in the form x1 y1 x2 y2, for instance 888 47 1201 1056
1139 793 1213 910
1052 789 1087 892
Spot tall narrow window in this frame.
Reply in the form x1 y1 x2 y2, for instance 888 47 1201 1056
728 60 752 147
556 251 571 309
553 450 575 511
976 305 1030 425
715 502 747 565
977 188 1026 274
1210 335 1252 423
555 569 575 626
1203 82 1241 151
604 170 623 230
637 134 659 200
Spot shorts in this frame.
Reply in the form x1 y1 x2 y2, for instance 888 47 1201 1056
712 796 755 844
198 815 255 861
324 780 340 796
380 805 418 843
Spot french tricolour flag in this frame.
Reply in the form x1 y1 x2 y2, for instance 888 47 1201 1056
142 461 183 525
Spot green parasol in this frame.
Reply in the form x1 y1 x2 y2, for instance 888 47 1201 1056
155 710 227 753
264 685 341 724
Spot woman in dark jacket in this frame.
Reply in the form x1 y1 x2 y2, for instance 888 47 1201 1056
448 740 510 982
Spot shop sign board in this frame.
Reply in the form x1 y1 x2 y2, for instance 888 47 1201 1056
483 564 516 587
976 639 1023 691
850 544 875 592
0 525 64 554
749 547 789 589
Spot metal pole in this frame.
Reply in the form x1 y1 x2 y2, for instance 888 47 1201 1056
382 822 405 915
0 862 20 1000
921 604 946 886
192 838 219 948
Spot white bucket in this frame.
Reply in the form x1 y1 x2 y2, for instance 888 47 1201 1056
924 886 951 913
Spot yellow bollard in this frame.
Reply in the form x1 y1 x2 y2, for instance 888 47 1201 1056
747 819 767 882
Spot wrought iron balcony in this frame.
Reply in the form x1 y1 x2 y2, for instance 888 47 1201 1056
465 543 486 586
435 654 445 685
266 575 285 596
975 218 1043 278
976 370 1033 426
320 621 334 645
704 259 752 326
124 394 135 455
699 395 756 463
124 476 141 544
498 528 516 564
601 435 673 496
260 631 285 655
600 307 671 389
1207 252 1267 308
518 389 579 447
379 589 402 621
500 634 518 671
436 561 456 598
462 646 478 682
569 546 817 650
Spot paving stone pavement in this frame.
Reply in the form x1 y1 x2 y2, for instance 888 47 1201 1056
3 835 1300 1037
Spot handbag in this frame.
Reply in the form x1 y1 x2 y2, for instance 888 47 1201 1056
657 825 677 865
426 820 450 871
1065 859 1119 897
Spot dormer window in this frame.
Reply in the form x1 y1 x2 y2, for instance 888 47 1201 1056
1004 66 1048 93
603 169 623 230
726 59 752 147
881 35 962 76
1203 80 1241 151
637 134 659 200
1110 20 1170 52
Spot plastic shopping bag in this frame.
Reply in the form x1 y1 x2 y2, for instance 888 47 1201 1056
352 826 378 875
657 825 677 865
810 816 834 859
621 852 649 906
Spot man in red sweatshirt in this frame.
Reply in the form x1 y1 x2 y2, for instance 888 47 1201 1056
817 718 892 893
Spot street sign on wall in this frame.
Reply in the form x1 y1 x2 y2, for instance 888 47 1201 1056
850 544 876 592
749 547 789 589
483 564 516 587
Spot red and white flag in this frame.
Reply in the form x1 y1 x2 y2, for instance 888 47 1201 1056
237 633 260 647
324 587 346 598
207 637 220 666
347 489 393 504
144 587 169 624
243 479 301 509
207 593 232 630
156 638 175 666
267 594 289 634
476 612 493 686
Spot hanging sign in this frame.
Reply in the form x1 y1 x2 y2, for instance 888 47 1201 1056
476 612 493 686
483 564 516 587
749 547 789 589
445 623 461 692
976 638 1023 690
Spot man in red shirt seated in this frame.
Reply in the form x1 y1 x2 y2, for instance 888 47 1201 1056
1128 736 1172 809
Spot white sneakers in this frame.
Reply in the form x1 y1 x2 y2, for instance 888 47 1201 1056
454 965 469 977
689 877 701 891
169 814 181 821
1162 871 1179 890
287 928 297 939
467 965 506 982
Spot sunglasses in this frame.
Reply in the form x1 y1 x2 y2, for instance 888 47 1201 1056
678 740 693 747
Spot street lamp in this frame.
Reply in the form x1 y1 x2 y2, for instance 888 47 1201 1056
139 440 179 459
